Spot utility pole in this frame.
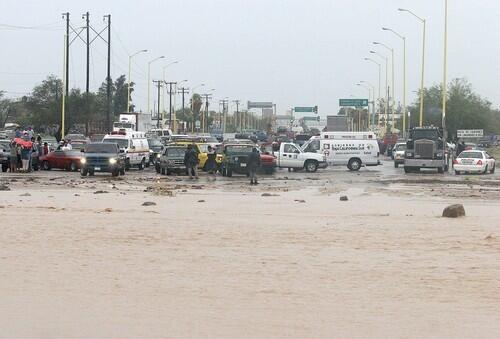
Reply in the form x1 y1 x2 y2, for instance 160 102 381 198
220 99 229 133
233 100 240 132
201 94 212 133
164 82 177 129
178 87 189 132
104 15 111 133
82 11 90 134
152 80 163 128
62 12 70 134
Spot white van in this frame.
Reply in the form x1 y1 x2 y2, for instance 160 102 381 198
102 131 150 170
302 132 380 171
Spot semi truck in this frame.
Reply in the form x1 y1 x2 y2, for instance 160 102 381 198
404 127 449 173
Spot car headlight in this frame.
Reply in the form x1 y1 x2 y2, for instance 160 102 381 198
406 152 413 157
234 157 238 161
80 158 86 164
157 153 161 158
109 158 117 164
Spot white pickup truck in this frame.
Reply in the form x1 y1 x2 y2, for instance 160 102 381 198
273 142 327 172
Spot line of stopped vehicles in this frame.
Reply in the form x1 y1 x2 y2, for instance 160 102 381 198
1 126 495 177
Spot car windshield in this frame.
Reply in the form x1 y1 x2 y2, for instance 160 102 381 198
225 145 253 153
103 138 129 149
71 142 86 150
148 139 163 147
0 141 11 151
166 148 185 157
410 129 440 140
459 151 483 159
395 144 407 151
197 144 209 153
85 143 117 153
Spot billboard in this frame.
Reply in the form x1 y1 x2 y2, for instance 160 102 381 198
457 129 483 138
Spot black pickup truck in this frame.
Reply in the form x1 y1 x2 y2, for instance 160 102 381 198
80 142 125 177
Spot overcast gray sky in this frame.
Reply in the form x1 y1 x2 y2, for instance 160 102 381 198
1 0 499 116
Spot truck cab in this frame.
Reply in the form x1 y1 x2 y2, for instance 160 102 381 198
404 127 449 173
273 142 327 172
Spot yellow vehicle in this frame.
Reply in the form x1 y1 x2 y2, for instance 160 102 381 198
173 142 223 170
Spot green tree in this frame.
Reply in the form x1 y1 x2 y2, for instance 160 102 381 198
408 78 499 138
113 75 129 115
25 75 63 130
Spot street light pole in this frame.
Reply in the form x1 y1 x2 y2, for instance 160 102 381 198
127 49 147 113
399 8 426 127
442 0 448 133
360 81 375 129
373 42 395 129
370 51 389 130
383 27 406 137
364 58 381 126
162 61 179 120
357 83 371 131
147 56 165 115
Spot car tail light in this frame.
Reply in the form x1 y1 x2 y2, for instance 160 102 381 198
477 160 483 165
453 159 458 165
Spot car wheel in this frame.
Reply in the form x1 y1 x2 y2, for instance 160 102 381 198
42 161 51 170
138 159 145 170
226 169 233 177
455 170 460 175
404 166 412 174
347 158 361 171
70 161 77 172
112 168 119 177
89 169 95 176
305 160 318 173
437 166 444 174
81 168 88 177
483 165 488 174
491 164 495 174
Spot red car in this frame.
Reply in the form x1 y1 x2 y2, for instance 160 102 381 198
40 150 83 171
259 150 277 174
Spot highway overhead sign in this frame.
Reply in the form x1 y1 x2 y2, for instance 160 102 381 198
247 101 274 109
339 99 369 107
294 106 318 113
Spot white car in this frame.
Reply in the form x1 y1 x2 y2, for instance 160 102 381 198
392 142 407 168
453 150 495 174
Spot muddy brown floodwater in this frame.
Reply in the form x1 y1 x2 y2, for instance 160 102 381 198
1 163 499 338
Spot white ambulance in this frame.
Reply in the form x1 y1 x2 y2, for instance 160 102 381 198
301 132 381 171
102 131 150 170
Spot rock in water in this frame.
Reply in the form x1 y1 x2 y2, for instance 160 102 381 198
142 201 157 206
442 204 466 218
339 196 349 201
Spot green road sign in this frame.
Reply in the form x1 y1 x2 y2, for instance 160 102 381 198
339 99 368 107
294 106 318 113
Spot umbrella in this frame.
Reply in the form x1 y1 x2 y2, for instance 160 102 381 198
14 138 33 148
